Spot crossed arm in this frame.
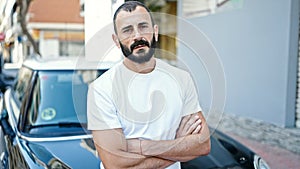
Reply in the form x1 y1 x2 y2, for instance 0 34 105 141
92 111 211 169
93 129 174 169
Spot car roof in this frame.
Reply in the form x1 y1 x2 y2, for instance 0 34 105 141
22 56 120 71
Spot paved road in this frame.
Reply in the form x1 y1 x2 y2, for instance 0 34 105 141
208 113 300 169
226 132 300 169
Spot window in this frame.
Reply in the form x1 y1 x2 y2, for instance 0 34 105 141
182 0 244 18
11 67 33 121
59 41 85 56
13 67 33 103
24 70 106 136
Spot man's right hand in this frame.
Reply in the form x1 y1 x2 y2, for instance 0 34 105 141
175 113 202 138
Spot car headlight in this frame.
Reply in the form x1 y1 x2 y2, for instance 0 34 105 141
254 154 270 169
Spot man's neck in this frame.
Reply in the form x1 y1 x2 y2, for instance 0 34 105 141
123 57 156 74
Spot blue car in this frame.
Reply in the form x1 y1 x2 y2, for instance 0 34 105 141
0 57 269 169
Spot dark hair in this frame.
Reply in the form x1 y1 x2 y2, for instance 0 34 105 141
113 1 155 34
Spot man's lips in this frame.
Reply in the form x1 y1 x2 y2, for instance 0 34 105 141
133 45 146 50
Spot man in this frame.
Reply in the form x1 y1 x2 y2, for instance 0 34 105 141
87 1 210 169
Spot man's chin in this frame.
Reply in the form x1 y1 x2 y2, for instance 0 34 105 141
127 54 152 64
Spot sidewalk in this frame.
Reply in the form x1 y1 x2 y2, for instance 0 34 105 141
208 113 300 169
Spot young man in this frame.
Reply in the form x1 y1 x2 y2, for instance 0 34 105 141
87 1 210 168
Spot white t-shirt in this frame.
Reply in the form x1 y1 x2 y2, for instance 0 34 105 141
87 59 201 169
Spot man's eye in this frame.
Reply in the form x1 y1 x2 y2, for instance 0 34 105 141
140 25 149 29
123 29 132 34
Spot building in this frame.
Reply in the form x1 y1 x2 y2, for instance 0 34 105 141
177 0 300 128
27 0 84 57
0 0 22 64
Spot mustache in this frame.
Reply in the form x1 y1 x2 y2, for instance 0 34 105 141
130 39 150 51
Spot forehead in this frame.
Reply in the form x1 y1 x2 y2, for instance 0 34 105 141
115 6 152 28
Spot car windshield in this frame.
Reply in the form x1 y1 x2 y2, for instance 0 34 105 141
25 69 106 137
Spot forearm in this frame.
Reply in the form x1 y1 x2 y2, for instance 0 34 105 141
107 153 174 169
141 133 210 162
130 156 174 169
95 141 174 169
128 113 211 162
127 119 211 162
93 129 175 169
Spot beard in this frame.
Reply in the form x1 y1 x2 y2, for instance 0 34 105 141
119 35 157 64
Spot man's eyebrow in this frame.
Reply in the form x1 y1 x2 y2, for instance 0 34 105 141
121 25 133 31
120 22 150 31
138 22 150 26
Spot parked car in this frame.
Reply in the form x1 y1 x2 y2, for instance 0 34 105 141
0 57 269 169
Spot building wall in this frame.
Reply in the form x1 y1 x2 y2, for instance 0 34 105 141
177 0 300 127
28 0 83 23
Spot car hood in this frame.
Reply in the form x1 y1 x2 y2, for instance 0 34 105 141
21 130 254 169
181 136 242 169
23 137 99 169
181 129 255 169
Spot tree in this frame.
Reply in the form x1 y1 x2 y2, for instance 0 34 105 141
16 0 41 56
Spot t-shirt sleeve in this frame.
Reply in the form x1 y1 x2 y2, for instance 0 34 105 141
182 74 202 117
87 82 122 130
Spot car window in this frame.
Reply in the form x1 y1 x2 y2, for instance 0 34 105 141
25 69 106 136
13 67 33 103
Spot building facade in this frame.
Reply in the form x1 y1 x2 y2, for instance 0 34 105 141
177 0 300 128
28 0 84 57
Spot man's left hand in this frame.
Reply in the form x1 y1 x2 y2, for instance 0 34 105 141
175 113 202 138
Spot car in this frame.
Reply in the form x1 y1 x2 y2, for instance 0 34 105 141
0 57 269 169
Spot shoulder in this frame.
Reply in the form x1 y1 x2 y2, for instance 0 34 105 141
155 59 196 94
156 59 192 81
89 61 122 93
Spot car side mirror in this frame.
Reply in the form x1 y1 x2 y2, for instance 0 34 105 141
0 93 15 139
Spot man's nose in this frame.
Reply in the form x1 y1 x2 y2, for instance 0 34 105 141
132 28 142 40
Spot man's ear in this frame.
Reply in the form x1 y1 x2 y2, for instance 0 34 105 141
154 25 159 41
112 34 120 48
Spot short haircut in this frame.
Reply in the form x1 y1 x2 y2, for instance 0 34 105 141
113 1 155 34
